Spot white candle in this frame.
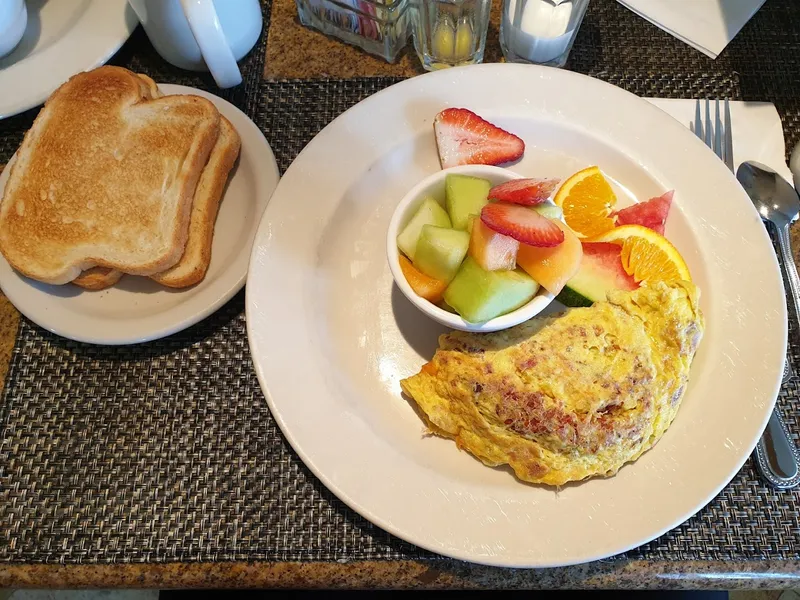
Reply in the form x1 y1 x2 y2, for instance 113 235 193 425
506 0 573 63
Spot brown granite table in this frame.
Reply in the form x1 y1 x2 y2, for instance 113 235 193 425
3 0 800 590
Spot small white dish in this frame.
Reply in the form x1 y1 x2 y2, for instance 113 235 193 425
0 83 279 345
386 164 556 333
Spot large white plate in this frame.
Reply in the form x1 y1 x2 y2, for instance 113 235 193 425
0 84 279 345
246 64 786 567
0 0 137 119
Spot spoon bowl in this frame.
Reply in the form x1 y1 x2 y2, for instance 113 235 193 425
737 160 800 226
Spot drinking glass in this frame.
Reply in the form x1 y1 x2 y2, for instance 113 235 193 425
411 0 492 71
500 0 589 68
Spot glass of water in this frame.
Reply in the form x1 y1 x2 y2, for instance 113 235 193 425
500 0 589 68
411 0 492 71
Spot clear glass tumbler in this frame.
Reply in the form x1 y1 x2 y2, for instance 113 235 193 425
411 0 492 71
500 0 589 68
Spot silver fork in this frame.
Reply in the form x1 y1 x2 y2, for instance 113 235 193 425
693 98 734 172
693 99 792 385
695 99 800 489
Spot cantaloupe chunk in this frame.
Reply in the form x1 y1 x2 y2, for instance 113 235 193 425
468 217 519 271
516 219 582 295
399 255 447 303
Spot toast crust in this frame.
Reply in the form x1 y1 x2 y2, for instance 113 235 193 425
71 266 124 290
151 116 241 288
0 66 220 284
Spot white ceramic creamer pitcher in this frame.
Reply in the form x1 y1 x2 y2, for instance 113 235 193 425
128 0 262 88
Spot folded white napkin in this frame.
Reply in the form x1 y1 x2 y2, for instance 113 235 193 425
617 0 766 59
644 98 791 183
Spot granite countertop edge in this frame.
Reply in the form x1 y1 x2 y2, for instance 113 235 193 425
1 559 799 589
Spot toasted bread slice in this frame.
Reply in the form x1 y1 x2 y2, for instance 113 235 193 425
73 118 240 290
73 72 165 292
0 66 220 284
150 116 240 288
72 73 166 292
73 76 240 291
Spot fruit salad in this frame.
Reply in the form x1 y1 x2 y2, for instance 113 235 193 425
396 172 583 323
396 107 693 324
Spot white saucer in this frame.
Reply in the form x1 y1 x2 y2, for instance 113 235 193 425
0 84 280 345
0 0 137 119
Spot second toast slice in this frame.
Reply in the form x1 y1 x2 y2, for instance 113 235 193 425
150 116 240 287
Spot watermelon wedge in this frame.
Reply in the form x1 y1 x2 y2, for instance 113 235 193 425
612 190 674 235
556 242 638 307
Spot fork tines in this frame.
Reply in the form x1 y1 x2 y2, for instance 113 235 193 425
694 98 733 172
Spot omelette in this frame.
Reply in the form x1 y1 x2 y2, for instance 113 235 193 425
400 281 704 486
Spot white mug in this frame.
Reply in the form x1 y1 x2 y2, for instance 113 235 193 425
127 0 262 88
0 0 27 60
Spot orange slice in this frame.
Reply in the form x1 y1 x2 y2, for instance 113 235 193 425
590 224 691 283
553 166 617 238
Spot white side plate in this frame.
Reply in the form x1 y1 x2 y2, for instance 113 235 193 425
0 84 279 345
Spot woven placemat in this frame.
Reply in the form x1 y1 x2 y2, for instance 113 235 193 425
3 0 800 565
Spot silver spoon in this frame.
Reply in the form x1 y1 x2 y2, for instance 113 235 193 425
737 160 800 489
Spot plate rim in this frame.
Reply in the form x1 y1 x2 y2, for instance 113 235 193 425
245 63 786 567
0 0 137 119
0 83 279 345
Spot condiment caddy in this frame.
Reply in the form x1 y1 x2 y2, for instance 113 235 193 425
295 0 412 62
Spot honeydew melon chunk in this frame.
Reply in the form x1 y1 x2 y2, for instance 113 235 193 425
533 204 564 221
446 174 491 230
444 256 539 323
413 225 470 283
397 197 451 260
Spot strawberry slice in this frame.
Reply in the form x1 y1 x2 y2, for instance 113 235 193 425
488 178 560 206
434 108 525 169
481 203 564 247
